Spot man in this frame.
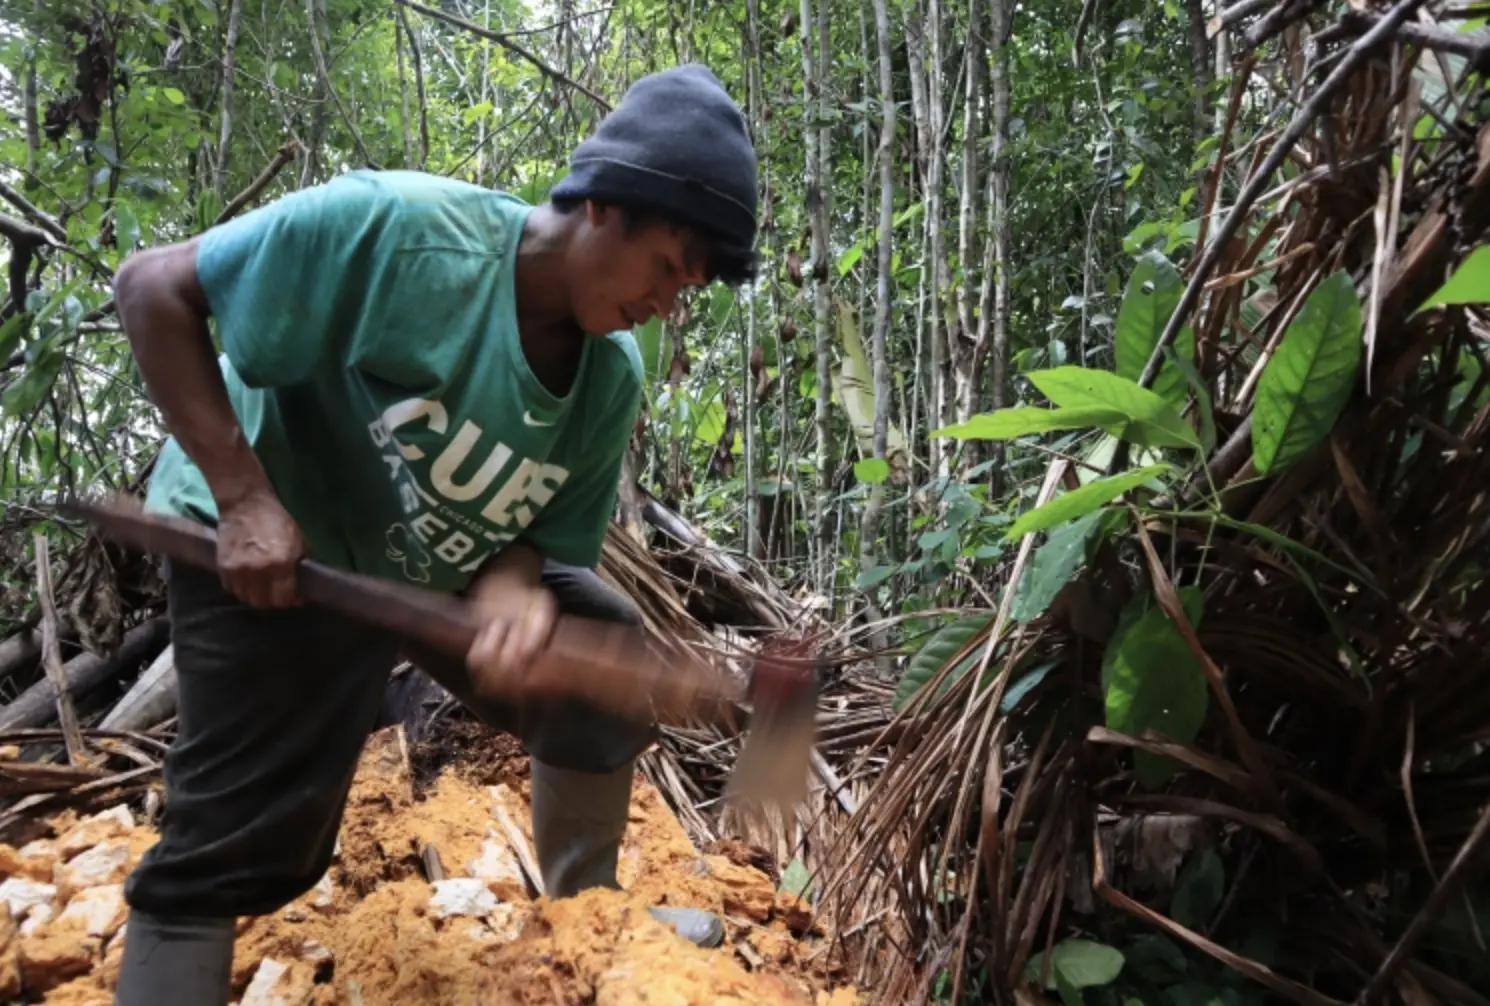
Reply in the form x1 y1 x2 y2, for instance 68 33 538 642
107 64 757 1005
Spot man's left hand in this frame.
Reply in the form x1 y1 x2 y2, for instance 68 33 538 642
465 580 558 689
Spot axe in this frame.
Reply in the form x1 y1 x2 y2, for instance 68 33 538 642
61 494 817 809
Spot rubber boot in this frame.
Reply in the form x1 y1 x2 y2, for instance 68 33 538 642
529 757 724 948
113 908 235 1006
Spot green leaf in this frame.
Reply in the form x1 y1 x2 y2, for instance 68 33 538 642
0 314 27 362
115 202 141 253
837 243 865 276
1252 270 1362 475
893 613 995 712
1115 249 1195 407
633 317 666 384
1416 245 1490 312
933 405 1130 441
1103 586 1208 788
1010 509 1109 622
1026 939 1126 991
1171 848 1225 930
162 86 186 105
1006 465 1169 541
1000 658 1059 712
709 286 736 327
1027 366 1200 449
854 457 890 484
1 343 64 419
778 857 812 899
854 565 896 590
1169 347 1216 455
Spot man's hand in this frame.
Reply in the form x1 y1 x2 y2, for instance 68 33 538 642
216 487 307 608
465 579 558 690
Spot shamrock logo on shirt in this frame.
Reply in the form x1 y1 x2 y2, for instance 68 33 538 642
385 522 433 584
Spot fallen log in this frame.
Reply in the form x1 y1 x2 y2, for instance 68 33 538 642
98 644 176 733
0 629 41 683
0 618 169 731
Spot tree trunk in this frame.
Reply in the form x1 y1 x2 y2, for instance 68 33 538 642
744 0 764 560
859 0 897 675
990 0 1012 419
1186 0 1213 140
396 7 413 167
800 0 833 591
925 0 951 477
215 0 244 198
398 6 430 170
953 0 986 445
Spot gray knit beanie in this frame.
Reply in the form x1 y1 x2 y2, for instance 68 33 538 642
550 64 757 250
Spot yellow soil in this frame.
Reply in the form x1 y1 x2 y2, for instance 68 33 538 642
8 726 855 1006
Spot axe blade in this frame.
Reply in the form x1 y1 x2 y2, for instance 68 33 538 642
724 649 819 811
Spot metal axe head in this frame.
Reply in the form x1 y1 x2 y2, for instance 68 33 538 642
724 640 820 812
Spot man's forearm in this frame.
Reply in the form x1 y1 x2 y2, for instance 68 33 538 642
115 241 273 510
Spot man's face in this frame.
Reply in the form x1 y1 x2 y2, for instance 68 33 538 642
566 201 710 336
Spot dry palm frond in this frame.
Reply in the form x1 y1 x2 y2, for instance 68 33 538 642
822 2 1490 1002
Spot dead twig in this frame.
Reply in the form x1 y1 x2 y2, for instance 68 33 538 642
32 533 87 768
397 0 612 110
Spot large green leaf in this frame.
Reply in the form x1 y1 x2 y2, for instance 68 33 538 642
1010 509 1110 622
1026 939 1126 996
933 405 1129 441
893 613 995 712
1027 366 1201 449
1115 250 1195 408
1006 464 1170 541
1252 270 1363 475
1416 245 1490 312
633 317 666 384
834 301 910 481
1 342 64 420
1103 586 1208 788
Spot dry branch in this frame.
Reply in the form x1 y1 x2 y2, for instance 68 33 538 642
33 533 86 767
397 0 612 110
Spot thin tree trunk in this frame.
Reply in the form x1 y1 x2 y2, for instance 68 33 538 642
398 5 430 169
215 0 244 198
925 0 951 476
860 0 897 674
476 0 493 183
1186 0 1213 140
800 0 832 591
23 2 39 180
744 0 763 560
989 0 1012 417
953 0 985 442
396 8 414 166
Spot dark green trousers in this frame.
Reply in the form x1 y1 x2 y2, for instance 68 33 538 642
122 559 654 919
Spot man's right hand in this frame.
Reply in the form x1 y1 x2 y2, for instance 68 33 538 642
215 488 307 608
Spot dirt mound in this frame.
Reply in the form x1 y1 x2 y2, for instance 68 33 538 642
2 727 856 1005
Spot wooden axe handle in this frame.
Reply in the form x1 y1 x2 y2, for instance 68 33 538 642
64 496 742 724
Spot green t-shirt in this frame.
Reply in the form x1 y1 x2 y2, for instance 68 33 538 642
145 169 643 594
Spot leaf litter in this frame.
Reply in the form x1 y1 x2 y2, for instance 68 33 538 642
4 725 856 1005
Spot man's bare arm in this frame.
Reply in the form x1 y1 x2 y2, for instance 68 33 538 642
114 241 306 607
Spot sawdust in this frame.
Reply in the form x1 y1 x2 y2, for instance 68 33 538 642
23 726 857 1005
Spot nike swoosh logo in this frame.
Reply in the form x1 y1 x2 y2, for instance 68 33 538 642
523 411 554 427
